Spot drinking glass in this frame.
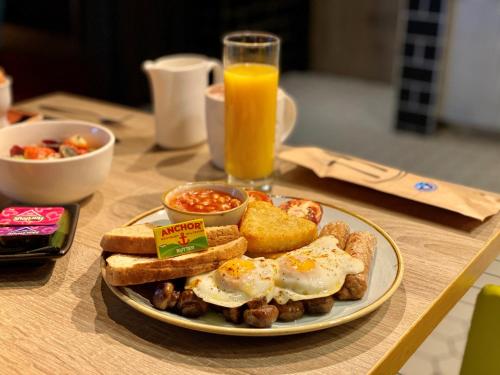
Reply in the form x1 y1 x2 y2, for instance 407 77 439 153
223 31 280 191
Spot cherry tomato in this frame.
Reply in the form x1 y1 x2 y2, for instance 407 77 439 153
9 145 24 157
23 146 56 160
245 190 272 204
279 199 323 224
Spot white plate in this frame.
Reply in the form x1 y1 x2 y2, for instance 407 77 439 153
101 197 403 336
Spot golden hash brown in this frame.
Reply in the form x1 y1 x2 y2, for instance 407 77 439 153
240 201 317 254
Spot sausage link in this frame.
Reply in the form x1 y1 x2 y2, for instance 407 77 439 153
272 300 305 321
303 296 334 314
246 297 267 309
336 232 376 300
223 307 243 324
243 305 279 328
176 290 208 318
319 221 350 249
151 282 179 311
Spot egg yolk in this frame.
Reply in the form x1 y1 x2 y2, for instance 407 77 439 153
217 258 256 279
285 255 316 272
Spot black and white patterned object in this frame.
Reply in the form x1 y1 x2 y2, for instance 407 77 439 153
395 0 447 133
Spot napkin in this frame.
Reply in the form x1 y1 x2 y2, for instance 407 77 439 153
279 146 500 221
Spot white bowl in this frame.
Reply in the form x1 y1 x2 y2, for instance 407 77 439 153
162 181 249 227
0 120 115 204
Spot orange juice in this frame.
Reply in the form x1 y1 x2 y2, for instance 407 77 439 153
224 63 279 180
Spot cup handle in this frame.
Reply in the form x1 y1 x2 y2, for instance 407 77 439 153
207 59 223 84
281 93 297 142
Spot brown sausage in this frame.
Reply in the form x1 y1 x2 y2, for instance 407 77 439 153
176 290 208 318
272 300 305 321
303 296 334 314
151 282 179 310
243 305 279 328
246 297 267 309
319 221 351 249
335 231 376 300
223 307 243 324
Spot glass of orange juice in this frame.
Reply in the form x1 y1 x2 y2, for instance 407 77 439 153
223 31 280 191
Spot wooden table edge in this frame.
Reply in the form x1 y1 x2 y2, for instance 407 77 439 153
369 230 500 375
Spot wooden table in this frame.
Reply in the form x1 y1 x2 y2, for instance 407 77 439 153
1 93 499 375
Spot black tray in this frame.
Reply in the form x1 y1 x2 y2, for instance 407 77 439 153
0 203 79 262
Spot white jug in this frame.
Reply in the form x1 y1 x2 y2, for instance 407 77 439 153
143 54 222 148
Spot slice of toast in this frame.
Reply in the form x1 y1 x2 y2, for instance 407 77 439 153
100 223 240 254
240 201 317 254
104 237 247 286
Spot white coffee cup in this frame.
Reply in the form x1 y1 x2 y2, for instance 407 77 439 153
143 54 223 149
205 83 297 169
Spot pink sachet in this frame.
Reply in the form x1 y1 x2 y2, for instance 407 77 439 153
0 207 64 226
0 225 59 236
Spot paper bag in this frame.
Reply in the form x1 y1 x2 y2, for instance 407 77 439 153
279 147 500 221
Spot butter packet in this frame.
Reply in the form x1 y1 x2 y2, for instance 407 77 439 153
153 219 209 259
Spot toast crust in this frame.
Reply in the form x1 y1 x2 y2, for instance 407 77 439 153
100 224 240 254
104 261 223 286
104 237 247 286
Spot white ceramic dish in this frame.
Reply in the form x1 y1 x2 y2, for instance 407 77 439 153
162 181 249 227
0 77 12 129
101 196 403 336
0 120 114 204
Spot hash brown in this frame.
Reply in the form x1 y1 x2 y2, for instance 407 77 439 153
240 201 317 255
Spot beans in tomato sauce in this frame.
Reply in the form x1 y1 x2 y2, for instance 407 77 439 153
169 189 242 213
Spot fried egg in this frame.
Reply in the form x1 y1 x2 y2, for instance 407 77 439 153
185 256 278 308
273 236 364 304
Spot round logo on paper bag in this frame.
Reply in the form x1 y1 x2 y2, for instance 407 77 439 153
414 181 437 192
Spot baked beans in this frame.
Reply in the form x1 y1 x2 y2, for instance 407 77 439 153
169 189 242 213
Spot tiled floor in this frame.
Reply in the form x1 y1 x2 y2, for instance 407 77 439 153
281 72 500 375
399 257 500 375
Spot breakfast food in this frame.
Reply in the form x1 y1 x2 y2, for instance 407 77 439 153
9 135 96 160
272 236 364 304
167 188 242 213
101 188 382 329
186 236 362 307
186 256 278 307
319 221 351 249
101 223 240 254
245 251 288 259
320 222 376 300
335 232 376 300
7 109 42 124
240 201 317 255
279 199 323 224
159 236 363 327
104 236 247 286
245 190 272 203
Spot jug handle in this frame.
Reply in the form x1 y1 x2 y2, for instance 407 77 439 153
207 59 223 84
